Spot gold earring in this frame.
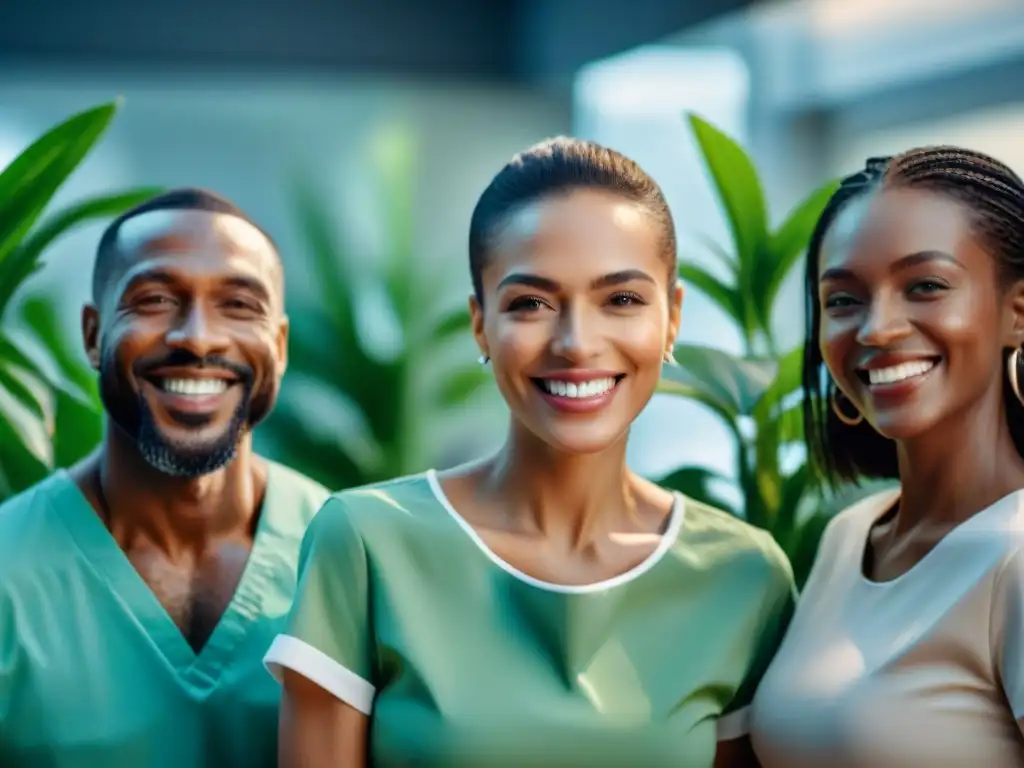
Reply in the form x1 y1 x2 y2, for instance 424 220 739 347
830 388 864 426
1009 346 1024 405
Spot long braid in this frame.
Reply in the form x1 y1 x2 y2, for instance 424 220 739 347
802 146 1024 486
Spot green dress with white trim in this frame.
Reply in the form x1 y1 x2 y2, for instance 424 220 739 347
266 471 795 767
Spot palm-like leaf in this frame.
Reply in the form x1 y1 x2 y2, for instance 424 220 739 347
657 113 876 587
256 127 489 491
0 100 163 502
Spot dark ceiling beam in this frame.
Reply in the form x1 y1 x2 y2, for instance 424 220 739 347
515 0 756 84
0 0 520 81
0 0 758 84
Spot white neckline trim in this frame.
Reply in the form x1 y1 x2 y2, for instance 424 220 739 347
424 469 686 594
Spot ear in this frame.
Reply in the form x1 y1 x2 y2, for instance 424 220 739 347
666 280 684 358
81 304 101 371
275 315 290 376
469 293 488 361
1004 279 1024 349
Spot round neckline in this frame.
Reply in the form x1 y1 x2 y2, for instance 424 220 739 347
856 486 1024 588
424 468 686 594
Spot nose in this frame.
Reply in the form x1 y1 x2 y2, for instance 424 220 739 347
856 295 912 347
165 302 231 358
550 305 601 362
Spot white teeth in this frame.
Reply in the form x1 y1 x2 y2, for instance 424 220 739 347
160 378 229 396
867 360 936 386
540 377 617 398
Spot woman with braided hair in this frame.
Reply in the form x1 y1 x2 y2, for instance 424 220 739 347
749 146 1024 765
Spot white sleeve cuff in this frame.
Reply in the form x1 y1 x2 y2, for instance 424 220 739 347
264 634 376 715
716 705 750 741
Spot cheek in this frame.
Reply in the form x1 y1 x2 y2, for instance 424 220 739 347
616 317 666 361
489 316 551 364
818 316 857 384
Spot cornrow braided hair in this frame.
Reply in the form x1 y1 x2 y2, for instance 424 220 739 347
801 146 1024 486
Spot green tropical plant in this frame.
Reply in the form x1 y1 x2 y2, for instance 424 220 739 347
0 100 162 500
657 113 892 586
255 125 491 491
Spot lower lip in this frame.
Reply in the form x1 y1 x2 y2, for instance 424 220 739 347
145 380 237 414
536 381 620 414
863 362 938 402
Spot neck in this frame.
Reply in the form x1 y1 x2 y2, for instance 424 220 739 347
895 392 1024 531
88 421 265 556
481 420 640 549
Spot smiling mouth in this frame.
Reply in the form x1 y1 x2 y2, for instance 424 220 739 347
142 369 243 402
531 375 625 399
856 358 940 387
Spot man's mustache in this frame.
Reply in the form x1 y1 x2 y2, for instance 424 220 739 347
134 349 255 387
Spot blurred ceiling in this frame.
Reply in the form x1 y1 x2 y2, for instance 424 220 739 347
0 0 756 85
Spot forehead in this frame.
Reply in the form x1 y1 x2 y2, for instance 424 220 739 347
112 209 279 290
487 189 663 281
821 187 980 270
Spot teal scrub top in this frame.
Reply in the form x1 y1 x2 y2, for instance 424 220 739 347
0 461 328 767
266 471 795 767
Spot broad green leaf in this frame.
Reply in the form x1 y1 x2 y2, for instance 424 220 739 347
0 102 121 317
776 401 803 445
686 113 768 298
752 344 803 423
666 344 778 417
428 306 473 345
432 366 489 409
274 373 385 477
691 233 738 276
775 464 810 544
764 179 840 306
0 377 53 468
658 466 737 516
1 328 94 408
0 354 55 427
677 263 743 326
12 187 162 279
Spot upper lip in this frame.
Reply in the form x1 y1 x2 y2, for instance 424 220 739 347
145 366 241 382
855 353 940 372
532 370 624 382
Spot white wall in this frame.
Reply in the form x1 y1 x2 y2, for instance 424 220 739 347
828 100 1024 178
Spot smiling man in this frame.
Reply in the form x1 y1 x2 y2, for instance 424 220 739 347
0 189 329 767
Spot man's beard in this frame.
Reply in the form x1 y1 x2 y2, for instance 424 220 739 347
100 347 257 478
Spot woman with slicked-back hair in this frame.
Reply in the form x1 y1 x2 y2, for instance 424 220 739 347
264 137 795 767
750 147 1024 766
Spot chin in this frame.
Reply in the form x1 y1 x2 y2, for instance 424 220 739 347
866 413 939 441
534 423 630 456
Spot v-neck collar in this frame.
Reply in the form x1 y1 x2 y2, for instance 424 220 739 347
46 463 289 692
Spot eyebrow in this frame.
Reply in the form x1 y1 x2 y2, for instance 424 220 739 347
497 269 656 292
121 268 272 303
820 250 965 282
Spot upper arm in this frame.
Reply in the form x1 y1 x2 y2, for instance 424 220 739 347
279 669 369 768
991 548 1024 728
717 540 797 744
265 497 375 758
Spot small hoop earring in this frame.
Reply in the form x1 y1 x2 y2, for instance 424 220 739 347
830 388 864 426
478 355 490 365
1009 346 1024 405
